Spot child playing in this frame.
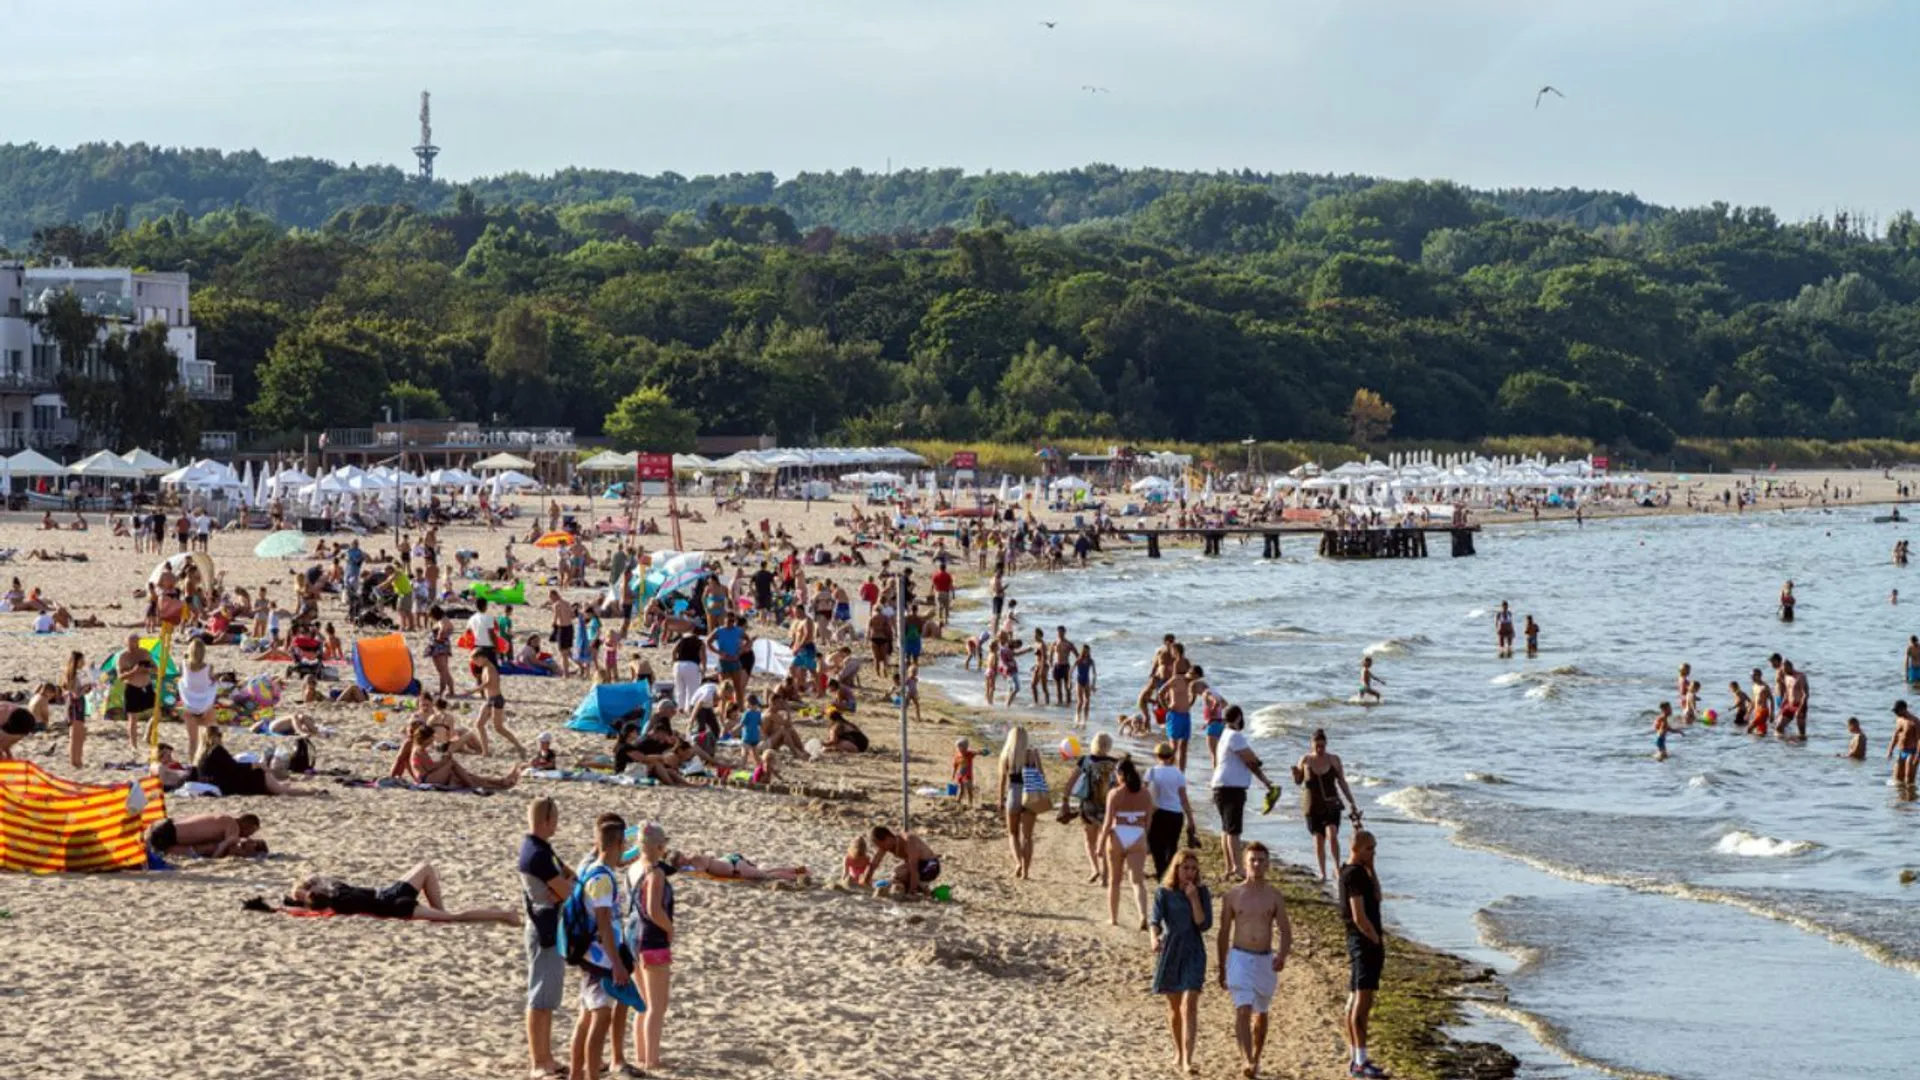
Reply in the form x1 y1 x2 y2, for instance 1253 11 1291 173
1680 680 1700 725
323 623 345 662
842 834 872 887
1359 655 1384 703
1653 701 1673 761
600 636 620 685
1842 717 1867 760
530 731 557 770
902 661 922 723
1524 616 1540 657
569 818 632 1080
951 736 978 807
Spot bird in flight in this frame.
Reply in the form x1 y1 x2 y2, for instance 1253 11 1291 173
1535 85 1565 109
1081 85 1110 93
1040 20 1057 29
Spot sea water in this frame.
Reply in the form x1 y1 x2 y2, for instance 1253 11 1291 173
925 510 1920 1080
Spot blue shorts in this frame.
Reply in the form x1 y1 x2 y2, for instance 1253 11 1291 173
793 646 818 671
1166 711 1192 741
1205 721 1225 739
1907 665 1919 683
833 604 851 622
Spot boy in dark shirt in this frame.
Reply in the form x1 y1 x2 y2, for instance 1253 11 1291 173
1339 830 1386 1078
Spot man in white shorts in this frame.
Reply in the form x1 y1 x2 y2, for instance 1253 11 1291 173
1216 842 1292 1078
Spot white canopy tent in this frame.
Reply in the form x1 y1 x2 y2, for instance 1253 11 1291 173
5 448 67 478
578 450 638 473
491 470 542 491
71 450 148 481
473 452 537 472
119 448 176 476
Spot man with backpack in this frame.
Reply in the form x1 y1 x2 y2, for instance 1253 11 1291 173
519 797 574 1080
566 818 633 1080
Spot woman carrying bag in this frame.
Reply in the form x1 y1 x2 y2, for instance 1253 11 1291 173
997 725 1047 880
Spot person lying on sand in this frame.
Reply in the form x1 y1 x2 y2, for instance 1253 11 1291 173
285 861 518 924
146 813 268 858
195 729 325 797
669 850 809 882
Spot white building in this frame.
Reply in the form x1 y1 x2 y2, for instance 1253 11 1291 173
0 261 229 452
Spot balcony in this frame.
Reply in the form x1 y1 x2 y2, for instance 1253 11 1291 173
0 427 76 451
0 370 60 394
182 373 233 400
322 424 576 452
199 430 239 453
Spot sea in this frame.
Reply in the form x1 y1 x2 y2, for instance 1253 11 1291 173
924 508 1920 1080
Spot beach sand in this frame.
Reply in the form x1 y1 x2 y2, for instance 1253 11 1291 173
0 480 1623 1079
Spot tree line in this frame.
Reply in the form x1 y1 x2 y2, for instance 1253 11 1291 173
11 164 1920 456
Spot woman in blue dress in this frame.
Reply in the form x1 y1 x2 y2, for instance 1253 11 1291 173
1151 849 1213 1073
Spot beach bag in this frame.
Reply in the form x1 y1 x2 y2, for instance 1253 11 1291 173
559 863 617 969
1021 761 1052 814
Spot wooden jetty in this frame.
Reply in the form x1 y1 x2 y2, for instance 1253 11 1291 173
1062 524 1480 559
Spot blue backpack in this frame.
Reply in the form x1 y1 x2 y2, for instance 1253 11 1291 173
559 862 617 969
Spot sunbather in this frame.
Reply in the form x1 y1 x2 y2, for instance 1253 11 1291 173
403 725 522 790
671 850 809 883
285 861 518 924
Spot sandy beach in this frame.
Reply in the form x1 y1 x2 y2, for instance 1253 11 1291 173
4 468 1888 1079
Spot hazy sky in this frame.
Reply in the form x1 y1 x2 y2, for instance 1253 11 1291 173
8 0 1917 220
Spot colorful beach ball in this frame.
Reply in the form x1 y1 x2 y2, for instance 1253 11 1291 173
1059 736 1082 760
1703 709 1718 725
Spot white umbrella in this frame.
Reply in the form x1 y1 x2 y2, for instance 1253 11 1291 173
493 470 541 491
579 450 638 473
239 460 256 508
5 448 66 477
119 447 176 476
70 450 146 480
1 455 10 498
474 452 536 472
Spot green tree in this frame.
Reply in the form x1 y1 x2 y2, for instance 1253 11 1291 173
604 386 697 452
251 326 389 429
58 322 200 457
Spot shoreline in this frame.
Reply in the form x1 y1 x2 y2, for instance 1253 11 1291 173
918 568 1520 1080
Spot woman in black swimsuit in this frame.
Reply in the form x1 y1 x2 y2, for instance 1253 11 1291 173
1292 729 1361 881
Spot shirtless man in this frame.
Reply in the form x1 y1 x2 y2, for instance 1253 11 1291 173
547 591 576 678
146 813 266 858
1888 700 1920 786
1216 843 1292 1079
789 611 820 696
860 825 941 895
1903 636 1919 684
1782 659 1810 739
1050 626 1077 706
1136 634 1179 726
1159 655 1200 771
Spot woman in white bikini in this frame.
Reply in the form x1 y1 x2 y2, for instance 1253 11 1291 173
1100 757 1156 929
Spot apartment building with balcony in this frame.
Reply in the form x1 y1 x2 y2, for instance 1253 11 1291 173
0 261 232 453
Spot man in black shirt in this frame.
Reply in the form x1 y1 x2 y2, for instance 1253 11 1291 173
1339 830 1387 1078
519 797 573 1078
750 561 775 621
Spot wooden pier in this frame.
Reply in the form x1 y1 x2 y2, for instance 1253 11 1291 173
1058 524 1480 559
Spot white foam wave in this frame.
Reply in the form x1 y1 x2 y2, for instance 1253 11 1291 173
1364 639 1409 658
1524 682 1560 702
1467 607 1488 619
1464 771 1507 784
1687 774 1713 789
1715 829 1816 858
1490 671 1529 687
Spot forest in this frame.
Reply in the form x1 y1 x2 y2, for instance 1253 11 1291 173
9 141 1920 456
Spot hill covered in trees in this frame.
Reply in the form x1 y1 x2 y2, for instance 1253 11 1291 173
0 142 1666 245
12 155 1920 455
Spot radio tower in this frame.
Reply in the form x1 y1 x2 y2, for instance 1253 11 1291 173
412 91 440 183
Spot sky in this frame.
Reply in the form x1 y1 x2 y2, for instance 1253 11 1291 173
6 0 1919 221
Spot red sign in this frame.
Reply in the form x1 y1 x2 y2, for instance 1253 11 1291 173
950 451 978 469
634 453 674 482
1592 455 1610 474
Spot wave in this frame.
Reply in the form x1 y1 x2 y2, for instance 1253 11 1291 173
1490 671 1529 687
1545 664 1590 678
1523 682 1561 702
1464 771 1508 784
1715 829 1816 858
1247 624 1316 640
1468 1001 1678 1080
1385 787 1919 976
1467 607 1488 619
1364 634 1430 658
1687 774 1713 789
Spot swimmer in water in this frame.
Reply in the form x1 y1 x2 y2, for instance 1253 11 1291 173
1779 580 1796 622
1842 718 1867 760
1653 702 1673 761
1679 679 1699 725
1748 668 1772 738
1494 602 1515 657
1676 663 1692 705
1523 616 1539 658
1888 701 1920 786
1358 656 1384 703
1905 636 1920 684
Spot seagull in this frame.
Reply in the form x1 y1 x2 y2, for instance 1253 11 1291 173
1534 85 1564 109
1040 20 1057 29
1081 85 1110 93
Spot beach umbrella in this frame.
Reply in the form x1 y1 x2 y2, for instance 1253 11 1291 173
150 552 215 587
534 531 575 548
71 450 146 480
474 451 537 472
1 456 10 498
239 460 256 508
253 531 307 559
4 448 65 477
119 447 176 476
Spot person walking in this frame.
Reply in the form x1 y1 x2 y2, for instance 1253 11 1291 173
1292 729 1361 881
519 797 574 1080
996 725 1044 879
1151 850 1213 1075
1145 741 1199 880
1209 706 1278 879
1341 830 1387 1078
